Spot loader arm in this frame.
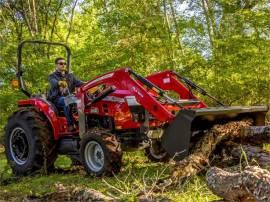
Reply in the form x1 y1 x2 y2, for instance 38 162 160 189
79 68 174 121
76 68 176 136
146 70 207 108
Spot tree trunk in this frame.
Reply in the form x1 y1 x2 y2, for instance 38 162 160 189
50 0 64 41
168 0 184 56
162 0 177 69
65 0 79 42
201 0 215 51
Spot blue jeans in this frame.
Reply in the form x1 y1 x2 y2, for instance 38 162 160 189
55 96 73 125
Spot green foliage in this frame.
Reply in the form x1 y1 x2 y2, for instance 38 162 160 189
0 0 269 130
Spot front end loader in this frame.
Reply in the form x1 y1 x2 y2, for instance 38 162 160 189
4 40 269 177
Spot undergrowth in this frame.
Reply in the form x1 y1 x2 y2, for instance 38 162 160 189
0 144 219 201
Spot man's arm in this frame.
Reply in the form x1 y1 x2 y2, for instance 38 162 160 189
72 74 84 87
48 74 58 88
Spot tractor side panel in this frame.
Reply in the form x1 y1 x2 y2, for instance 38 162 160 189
18 98 61 140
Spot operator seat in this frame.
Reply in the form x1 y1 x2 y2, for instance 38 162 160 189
49 101 65 116
44 96 77 117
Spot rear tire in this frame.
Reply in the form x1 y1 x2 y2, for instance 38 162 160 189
80 131 122 176
4 108 57 176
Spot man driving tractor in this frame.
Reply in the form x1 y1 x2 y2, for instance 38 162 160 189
48 57 84 131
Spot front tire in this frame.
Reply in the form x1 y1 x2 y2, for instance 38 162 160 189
145 140 170 162
80 131 122 176
4 108 57 176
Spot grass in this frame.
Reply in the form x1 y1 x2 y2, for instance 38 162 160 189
264 143 270 151
4 143 270 201
0 144 219 201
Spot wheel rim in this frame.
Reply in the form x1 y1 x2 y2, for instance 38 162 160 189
149 141 167 160
9 127 29 165
149 146 167 159
84 141 105 172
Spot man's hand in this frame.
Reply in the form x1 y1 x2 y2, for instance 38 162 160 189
58 80 68 88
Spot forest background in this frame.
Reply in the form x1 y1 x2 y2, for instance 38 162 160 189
0 1 270 200
0 0 270 130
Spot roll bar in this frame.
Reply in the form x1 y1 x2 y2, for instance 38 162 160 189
17 40 71 97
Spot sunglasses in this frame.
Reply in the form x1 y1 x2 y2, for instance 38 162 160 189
57 62 67 65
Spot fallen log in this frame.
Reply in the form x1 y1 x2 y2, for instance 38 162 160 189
206 166 270 202
171 119 253 182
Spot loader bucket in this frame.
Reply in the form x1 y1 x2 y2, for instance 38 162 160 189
161 106 268 161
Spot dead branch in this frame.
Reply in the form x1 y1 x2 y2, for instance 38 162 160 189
24 183 115 202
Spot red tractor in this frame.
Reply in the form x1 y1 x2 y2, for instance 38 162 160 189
4 40 269 176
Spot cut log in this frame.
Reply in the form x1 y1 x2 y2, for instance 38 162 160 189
206 166 270 202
